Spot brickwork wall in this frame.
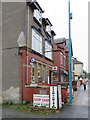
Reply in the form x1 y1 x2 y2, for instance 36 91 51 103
19 49 54 101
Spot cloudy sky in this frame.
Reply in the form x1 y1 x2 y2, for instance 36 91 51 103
37 0 88 72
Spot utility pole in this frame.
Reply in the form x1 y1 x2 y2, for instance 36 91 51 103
68 0 72 103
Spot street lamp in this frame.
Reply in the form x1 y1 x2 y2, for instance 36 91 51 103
68 0 72 104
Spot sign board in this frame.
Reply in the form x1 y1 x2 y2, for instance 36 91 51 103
33 94 49 107
67 87 74 97
52 66 57 71
50 86 57 109
58 85 62 108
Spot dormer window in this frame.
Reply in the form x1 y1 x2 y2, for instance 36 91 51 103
46 25 51 37
33 9 42 26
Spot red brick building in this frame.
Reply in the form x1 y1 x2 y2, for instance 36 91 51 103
53 38 75 83
19 1 75 103
19 1 56 102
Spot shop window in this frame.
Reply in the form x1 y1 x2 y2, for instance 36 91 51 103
64 76 67 82
53 71 58 81
32 63 36 83
38 64 42 84
32 29 42 54
43 66 46 83
61 75 63 82
38 64 41 77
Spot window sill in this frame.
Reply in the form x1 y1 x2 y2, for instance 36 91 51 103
25 84 50 88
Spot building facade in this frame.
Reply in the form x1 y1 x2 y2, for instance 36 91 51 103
53 38 75 83
2 0 75 103
19 1 56 102
74 58 83 79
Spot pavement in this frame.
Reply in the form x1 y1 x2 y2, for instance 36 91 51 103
0 82 89 119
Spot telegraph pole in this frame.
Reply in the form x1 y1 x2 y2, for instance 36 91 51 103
68 0 72 103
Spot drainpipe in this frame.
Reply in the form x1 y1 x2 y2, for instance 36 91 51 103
26 5 29 84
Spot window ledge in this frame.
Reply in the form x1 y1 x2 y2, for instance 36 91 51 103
25 84 50 88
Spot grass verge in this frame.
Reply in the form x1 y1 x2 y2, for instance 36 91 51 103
2 102 61 115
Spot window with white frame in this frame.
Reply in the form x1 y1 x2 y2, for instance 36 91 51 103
34 9 42 25
46 25 51 36
45 41 52 60
32 29 42 54
61 53 63 65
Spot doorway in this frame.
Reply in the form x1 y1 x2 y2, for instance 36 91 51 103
49 70 52 84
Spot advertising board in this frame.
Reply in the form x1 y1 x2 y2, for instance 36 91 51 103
33 94 49 107
58 85 62 108
67 87 74 97
50 86 57 109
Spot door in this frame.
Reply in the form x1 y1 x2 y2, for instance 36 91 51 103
49 70 52 84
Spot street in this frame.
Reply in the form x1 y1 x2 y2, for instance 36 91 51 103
0 82 89 119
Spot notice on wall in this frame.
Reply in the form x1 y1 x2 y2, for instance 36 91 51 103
33 94 49 107
58 85 62 109
50 86 57 109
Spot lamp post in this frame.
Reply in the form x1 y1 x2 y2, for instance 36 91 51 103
68 0 72 104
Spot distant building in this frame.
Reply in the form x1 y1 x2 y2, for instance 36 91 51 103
74 58 83 79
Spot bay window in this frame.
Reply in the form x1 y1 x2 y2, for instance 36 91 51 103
32 29 42 54
45 41 52 60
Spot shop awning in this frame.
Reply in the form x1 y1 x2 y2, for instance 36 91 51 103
61 69 68 75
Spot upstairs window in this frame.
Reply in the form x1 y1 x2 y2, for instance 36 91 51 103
64 56 66 67
33 9 42 26
46 25 51 37
61 53 63 65
32 29 42 54
45 41 52 60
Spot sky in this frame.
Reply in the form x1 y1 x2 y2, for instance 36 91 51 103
37 0 89 72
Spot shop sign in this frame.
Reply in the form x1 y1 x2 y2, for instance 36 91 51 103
52 66 57 71
30 58 35 63
33 94 49 107
58 85 62 108
67 87 74 97
50 86 57 109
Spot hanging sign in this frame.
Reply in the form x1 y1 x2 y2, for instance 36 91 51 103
58 85 62 108
50 86 57 109
30 58 35 63
52 66 57 71
33 94 49 107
